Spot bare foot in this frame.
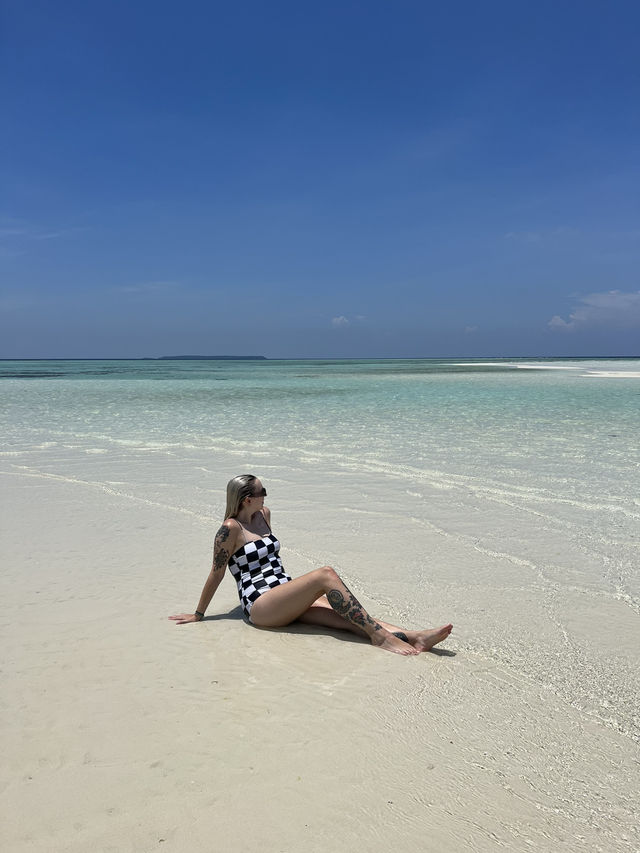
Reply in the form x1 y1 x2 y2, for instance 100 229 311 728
411 624 453 652
371 630 420 656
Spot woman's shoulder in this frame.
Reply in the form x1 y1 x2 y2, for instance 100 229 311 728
217 517 243 543
215 518 241 552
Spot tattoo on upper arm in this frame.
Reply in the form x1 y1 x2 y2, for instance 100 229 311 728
212 525 232 573
215 525 230 544
214 548 229 572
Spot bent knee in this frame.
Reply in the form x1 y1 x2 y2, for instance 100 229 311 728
317 565 339 585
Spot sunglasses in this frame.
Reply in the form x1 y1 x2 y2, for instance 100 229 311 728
252 488 267 497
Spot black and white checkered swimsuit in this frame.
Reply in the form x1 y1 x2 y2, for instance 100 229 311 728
227 524 292 621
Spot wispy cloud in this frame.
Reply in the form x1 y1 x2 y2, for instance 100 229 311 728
505 230 542 243
505 226 580 243
403 119 478 162
0 219 86 251
34 230 80 240
115 280 181 295
0 227 29 238
548 290 640 332
0 246 25 259
0 293 39 312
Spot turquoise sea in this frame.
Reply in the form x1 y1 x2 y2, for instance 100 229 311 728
2 357 639 508
2 357 639 743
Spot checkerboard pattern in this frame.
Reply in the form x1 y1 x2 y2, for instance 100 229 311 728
227 534 292 618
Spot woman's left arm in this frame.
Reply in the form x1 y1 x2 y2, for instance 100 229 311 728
169 520 237 624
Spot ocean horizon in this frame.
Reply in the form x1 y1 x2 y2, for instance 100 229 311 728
1 353 638 361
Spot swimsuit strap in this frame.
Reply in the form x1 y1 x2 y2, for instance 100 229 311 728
234 512 270 545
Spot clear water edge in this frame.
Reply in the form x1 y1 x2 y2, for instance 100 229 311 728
2 358 639 744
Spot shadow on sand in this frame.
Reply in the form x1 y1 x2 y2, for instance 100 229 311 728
203 608 457 655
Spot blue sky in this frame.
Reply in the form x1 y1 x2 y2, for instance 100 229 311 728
2 0 639 358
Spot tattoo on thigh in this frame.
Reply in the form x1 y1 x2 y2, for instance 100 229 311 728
393 631 409 642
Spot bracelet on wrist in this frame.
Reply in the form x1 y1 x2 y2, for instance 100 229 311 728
195 610 205 621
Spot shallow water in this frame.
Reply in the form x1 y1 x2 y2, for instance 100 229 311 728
2 357 639 744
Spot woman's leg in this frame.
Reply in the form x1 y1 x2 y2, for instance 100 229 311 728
298 596 453 652
249 566 419 656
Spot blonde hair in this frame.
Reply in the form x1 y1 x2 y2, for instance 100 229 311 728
224 474 259 519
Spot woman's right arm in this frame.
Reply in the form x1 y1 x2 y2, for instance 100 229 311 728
169 520 238 625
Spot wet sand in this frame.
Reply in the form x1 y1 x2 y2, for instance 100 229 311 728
1 461 638 852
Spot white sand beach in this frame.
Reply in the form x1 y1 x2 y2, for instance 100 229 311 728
2 445 638 853
4 0 640 842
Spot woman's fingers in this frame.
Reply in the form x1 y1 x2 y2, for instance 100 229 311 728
168 613 197 623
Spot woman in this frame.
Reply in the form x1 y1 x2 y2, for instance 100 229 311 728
170 474 452 656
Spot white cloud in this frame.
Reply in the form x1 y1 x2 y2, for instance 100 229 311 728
548 315 572 330
548 290 640 332
464 325 478 333
330 314 367 328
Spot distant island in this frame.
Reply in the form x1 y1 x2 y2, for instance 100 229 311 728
158 355 267 360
